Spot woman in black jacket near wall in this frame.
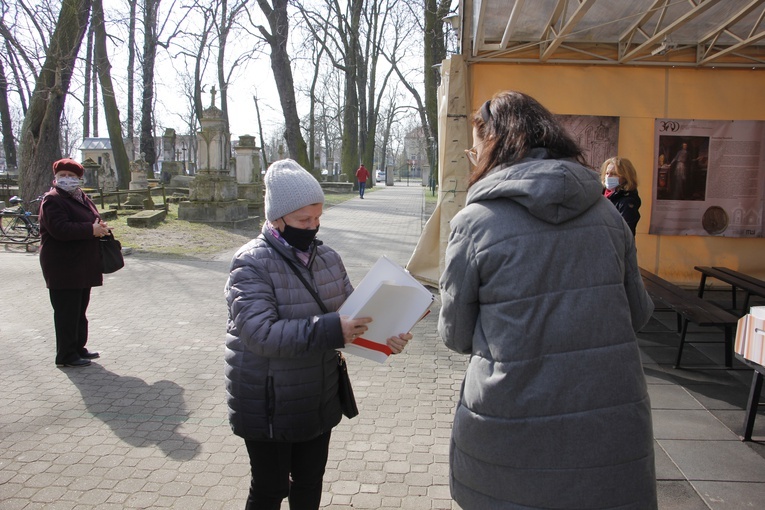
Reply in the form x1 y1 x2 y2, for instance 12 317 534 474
601 156 642 236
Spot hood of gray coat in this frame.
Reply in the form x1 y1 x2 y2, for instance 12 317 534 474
466 148 603 225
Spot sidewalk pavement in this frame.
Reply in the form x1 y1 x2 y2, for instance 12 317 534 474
1 184 763 509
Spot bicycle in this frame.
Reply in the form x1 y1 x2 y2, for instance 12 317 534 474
0 195 42 243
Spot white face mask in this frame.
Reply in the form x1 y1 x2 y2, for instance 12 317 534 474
605 176 620 190
56 176 82 192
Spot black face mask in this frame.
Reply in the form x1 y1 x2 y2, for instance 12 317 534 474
280 223 319 251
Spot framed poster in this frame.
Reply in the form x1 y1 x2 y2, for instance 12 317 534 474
556 115 619 170
650 119 765 237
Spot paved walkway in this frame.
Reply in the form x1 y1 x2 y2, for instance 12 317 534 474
1 184 763 509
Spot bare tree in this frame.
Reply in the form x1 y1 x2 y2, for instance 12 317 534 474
253 0 310 170
126 0 137 159
82 24 93 137
140 0 161 176
139 0 185 177
215 0 250 139
92 0 130 186
422 0 450 177
0 58 17 171
18 0 92 203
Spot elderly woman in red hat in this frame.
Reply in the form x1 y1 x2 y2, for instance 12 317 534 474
39 158 111 367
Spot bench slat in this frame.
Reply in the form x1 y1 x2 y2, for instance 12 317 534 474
711 266 765 296
641 269 738 325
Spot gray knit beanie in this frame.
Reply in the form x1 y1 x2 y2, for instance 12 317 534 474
264 159 325 221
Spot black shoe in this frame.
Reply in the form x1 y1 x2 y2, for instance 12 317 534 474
79 350 100 360
56 358 92 368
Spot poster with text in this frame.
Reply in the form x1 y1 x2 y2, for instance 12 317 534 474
556 115 619 170
650 119 765 237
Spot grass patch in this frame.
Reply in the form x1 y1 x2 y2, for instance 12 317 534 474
100 191 363 258
101 203 253 258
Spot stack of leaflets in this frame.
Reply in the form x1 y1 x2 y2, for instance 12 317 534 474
339 256 434 363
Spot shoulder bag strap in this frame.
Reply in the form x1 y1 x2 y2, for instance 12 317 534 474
261 235 329 314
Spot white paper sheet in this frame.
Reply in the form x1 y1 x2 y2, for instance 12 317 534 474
339 256 434 363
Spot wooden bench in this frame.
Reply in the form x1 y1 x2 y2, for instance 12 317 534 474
640 268 739 368
695 266 765 315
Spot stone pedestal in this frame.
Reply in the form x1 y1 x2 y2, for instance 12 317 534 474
238 182 264 218
177 198 249 224
177 91 248 225
170 175 194 188
124 159 151 209
234 135 264 218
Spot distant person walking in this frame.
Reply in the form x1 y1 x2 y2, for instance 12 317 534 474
39 158 111 368
439 91 656 509
355 164 369 199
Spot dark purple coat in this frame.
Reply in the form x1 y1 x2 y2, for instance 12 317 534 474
39 188 103 290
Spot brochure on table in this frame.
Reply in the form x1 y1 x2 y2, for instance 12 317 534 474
735 306 765 366
339 256 434 363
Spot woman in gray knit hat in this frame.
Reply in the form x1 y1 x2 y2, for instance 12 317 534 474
224 159 412 510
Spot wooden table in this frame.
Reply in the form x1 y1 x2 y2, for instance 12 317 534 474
695 266 765 315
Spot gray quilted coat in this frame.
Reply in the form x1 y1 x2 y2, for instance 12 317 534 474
224 227 353 441
438 149 657 509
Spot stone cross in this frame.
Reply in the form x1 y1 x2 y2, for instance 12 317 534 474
210 85 217 108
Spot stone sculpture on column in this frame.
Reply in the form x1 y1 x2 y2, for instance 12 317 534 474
178 89 248 224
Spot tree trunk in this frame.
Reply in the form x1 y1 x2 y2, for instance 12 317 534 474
92 0 130 187
92 42 98 136
82 24 93 138
0 60 18 172
253 95 268 169
126 0 137 159
140 0 159 177
423 0 450 179
18 0 92 203
340 0 363 183
257 0 310 171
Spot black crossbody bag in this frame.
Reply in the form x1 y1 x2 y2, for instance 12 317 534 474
262 236 359 419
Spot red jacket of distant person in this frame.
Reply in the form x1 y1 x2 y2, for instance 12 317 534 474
355 165 369 183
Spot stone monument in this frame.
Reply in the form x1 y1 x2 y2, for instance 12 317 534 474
178 87 248 224
123 154 154 209
235 135 264 218
81 158 100 189
160 128 181 183
97 153 117 192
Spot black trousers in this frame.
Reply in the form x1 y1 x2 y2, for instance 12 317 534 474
49 288 91 364
244 431 332 510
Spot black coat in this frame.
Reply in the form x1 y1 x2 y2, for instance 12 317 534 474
39 188 103 289
606 188 641 235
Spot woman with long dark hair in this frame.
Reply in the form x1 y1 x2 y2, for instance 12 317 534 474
440 91 656 509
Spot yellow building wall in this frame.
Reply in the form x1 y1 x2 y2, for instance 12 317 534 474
470 64 765 285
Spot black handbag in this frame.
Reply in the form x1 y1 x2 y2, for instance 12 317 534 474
262 235 359 419
100 233 124 273
337 352 359 419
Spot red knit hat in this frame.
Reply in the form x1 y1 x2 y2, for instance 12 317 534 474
52 158 84 178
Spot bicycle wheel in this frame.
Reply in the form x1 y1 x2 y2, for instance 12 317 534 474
0 215 31 242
